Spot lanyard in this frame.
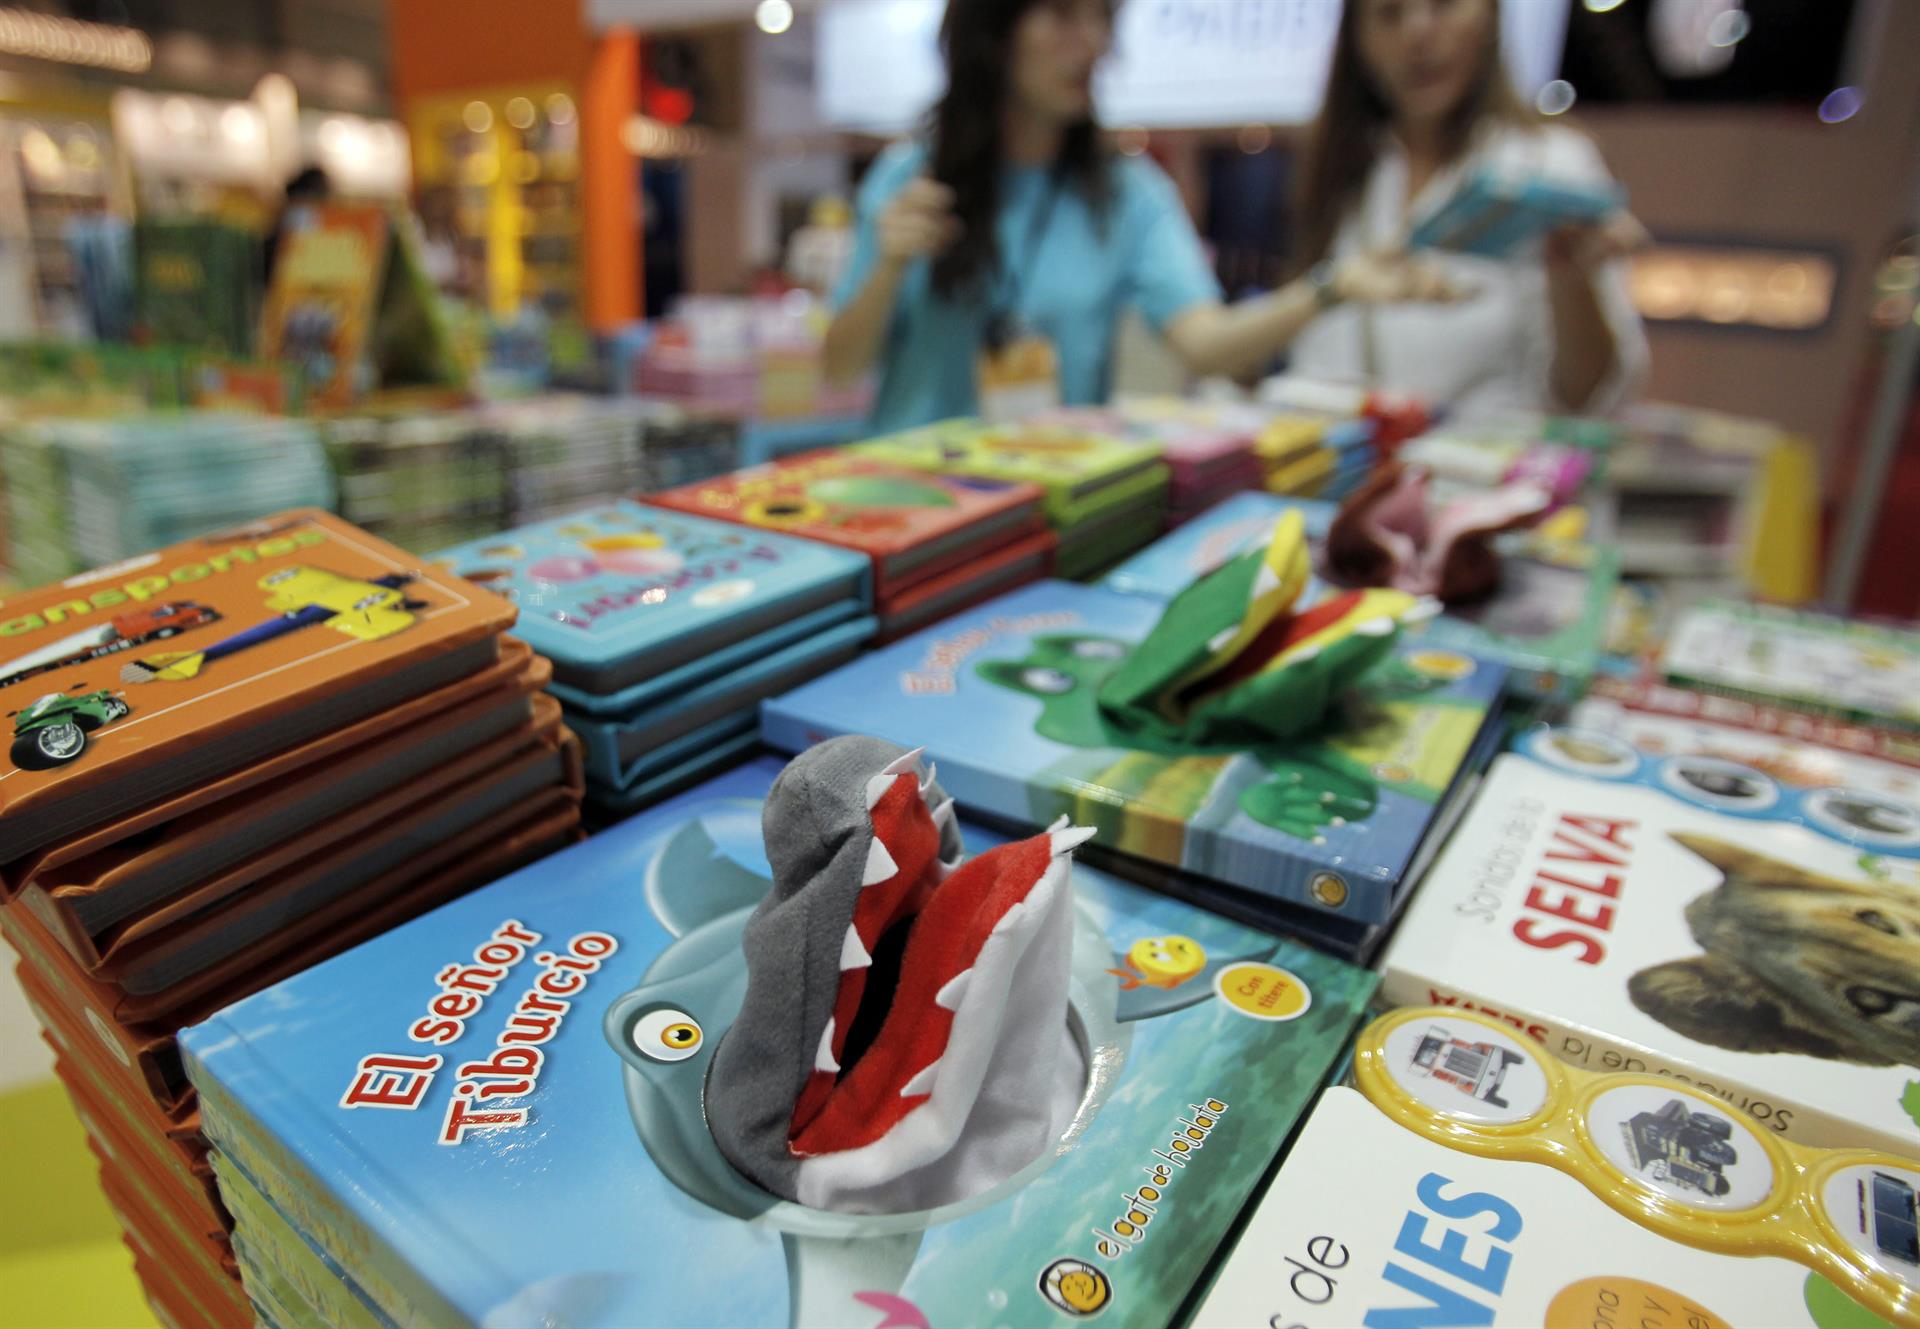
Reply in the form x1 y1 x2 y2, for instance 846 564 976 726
984 174 1062 351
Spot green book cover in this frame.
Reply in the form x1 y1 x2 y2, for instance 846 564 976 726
854 417 1168 529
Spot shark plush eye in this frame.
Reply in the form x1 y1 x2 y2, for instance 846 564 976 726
1021 667 1075 695
632 1007 704 1062
1856 909 1901 936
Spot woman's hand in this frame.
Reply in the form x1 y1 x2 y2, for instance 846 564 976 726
1544 210 1650 276
1331 250 1473 305
877 178 962 267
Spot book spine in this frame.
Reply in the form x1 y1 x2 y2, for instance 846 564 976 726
187 1044 474 1329
213 1153 394 1329
1375 967 1913 1156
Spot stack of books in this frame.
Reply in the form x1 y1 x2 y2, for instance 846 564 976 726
1659 599 1920 735
645 449 1051 643
3 414 336 580
179 755 1376 1329
1380 683 1920 1157
1194 1007 1911 1328
0 510 584 1327
1103 492 1618 704
1254 412 1378 501
1040 398 1268 527
322 413 511 557
434 500 873 819
765 574 1508 961
852 417 1170 579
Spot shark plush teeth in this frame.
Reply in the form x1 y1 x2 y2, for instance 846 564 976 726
1324 461 1551 605
706 736 1087 1215
1095 509 1428 747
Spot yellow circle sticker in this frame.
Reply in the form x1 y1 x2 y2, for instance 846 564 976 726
1213 963 1312 1022
1545 1278 1730 1329
1407 649 1476 680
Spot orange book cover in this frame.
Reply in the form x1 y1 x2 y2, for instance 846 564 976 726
645 449 1046 599
0 508 515 864
258 203 389 410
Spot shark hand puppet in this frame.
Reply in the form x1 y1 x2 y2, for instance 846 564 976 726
1096 508 1433 747
704 736 1091 1215
1325 461 1551 605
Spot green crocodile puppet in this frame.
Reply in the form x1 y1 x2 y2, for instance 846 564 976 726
977 510 1487 853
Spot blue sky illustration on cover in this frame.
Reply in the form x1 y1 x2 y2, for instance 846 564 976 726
182 757 1374 1329
1102 493 1335 602
765 580 1506 921
433 501 868 686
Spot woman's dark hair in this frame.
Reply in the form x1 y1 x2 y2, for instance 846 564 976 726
1295 0 1531 270
929 0 1110 300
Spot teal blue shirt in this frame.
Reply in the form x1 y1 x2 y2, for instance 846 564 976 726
833 141 1222 433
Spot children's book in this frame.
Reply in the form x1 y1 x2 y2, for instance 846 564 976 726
1660 600 1920 735
432 501 870 694
0 509 514 866
852 417 1168 529
763 579 1505 924
181 756 1377 1329
1381 730 1920 1157
1102 492 1615 702
1408 168 1624 258
644 450 1044 601
1192 1053 1907 1326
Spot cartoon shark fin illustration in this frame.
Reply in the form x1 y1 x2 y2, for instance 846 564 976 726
706 736 1087 1215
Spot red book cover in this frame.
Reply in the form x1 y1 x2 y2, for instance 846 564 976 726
645 449 1045 598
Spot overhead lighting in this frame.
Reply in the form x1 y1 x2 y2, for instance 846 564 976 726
754 0 794 35
462 100 494 134
1583 0 1627 10
1818 87 1863 124
1705 8 1750 47
1536 80 1577 116
0 7 151 74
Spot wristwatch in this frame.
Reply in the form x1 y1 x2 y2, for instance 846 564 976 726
1308 260 1343 311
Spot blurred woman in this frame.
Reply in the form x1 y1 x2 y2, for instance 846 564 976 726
1286 0 1650 415
825 0 1453 430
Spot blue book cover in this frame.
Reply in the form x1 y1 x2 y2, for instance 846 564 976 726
433 501 870 695
569 614 874 789
1102 492 1615 702
1408 169 1624 258
182 757 1376 1329
763 579 1507 923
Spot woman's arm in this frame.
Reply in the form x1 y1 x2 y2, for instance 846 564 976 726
822 177 961 386
1162 253 1469 380
823 258 909 386
1543 213 1648 411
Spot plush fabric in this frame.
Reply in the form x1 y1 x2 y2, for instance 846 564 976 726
1097 509 1429 746
706 736 1088 1214
1325 462 1550 604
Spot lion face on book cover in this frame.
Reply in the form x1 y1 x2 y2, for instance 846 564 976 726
1629 833 1920 1068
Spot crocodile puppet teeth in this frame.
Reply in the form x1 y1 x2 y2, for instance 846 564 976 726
1324 461 1551 605
1096 508 1431 746
707 736 1087 1214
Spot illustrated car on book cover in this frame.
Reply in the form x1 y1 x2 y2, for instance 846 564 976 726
0 602 220 691
1869 1172 1920 1266
1621 1098 1737 1197
10 688 131 769
122 568 422 683
1409 1025 1523 1107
